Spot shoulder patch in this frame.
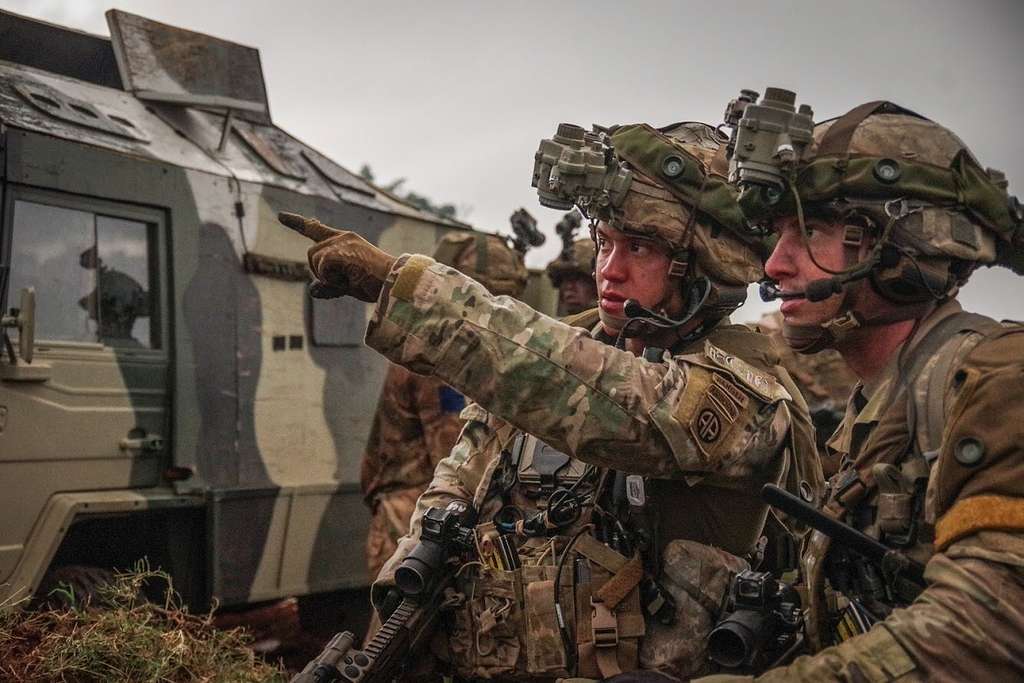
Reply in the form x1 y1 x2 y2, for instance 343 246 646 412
670 363 757 467
438 385 466 414
703 339 791 403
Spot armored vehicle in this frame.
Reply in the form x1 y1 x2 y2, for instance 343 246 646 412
0 8 501 611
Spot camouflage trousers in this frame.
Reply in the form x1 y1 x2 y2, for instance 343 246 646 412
365 485 426 579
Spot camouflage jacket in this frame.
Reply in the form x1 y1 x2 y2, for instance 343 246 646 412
361 362 466 503
366 255 822 678
700 301 1024 682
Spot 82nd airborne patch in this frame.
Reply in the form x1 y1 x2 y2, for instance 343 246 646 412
690 371 751 463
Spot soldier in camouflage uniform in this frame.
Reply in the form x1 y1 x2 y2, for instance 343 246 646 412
362 232 528 578
758 311 856 477
281 120 822 680
547 235 599 317
697 100 1024 681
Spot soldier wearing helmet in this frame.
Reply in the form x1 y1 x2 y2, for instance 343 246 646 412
282 120 821 680
361 231 527 579
697 95 1024 681
546 211 599 316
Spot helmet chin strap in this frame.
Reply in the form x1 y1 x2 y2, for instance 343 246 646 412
612 278 711 350
779 279 935 354
765 193 928 353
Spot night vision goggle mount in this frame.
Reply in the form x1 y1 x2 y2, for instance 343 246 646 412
532 122 756 247
723 87 815 221
532 123 632 218
726 90 1024 310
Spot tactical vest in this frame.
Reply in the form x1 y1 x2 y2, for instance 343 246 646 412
803 308 1017 649
444 429 646 680
441 315 822 681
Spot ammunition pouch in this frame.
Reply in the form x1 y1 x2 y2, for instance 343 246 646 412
445 535 645 680
512 432 589 499
448 562 574 679
642 539 749 679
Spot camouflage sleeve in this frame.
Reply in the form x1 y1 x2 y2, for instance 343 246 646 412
371 404 508 606
697 330 1024 683
365 254 790 479
928 330 1024 546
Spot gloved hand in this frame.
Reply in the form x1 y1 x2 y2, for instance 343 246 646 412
278 212 397 302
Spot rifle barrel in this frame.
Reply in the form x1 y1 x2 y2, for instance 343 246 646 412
762 484 925 585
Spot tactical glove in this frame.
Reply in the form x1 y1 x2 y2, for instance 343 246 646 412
278 212 397 302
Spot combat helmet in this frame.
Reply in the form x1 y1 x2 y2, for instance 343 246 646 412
724 91 1024 352
432 231 528 297
546 237 596 288
533 120 767 336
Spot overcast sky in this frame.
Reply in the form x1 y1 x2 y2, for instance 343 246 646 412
5 0 1023 322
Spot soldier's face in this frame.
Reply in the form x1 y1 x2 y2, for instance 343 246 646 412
765 215 848 326
559 274 598 316
594 222 682 334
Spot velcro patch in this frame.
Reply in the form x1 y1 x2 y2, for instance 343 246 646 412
935 494 1024 550
703 340 790 403
391 254 432 302
707 372 749 422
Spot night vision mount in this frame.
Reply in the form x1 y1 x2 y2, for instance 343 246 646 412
532 123 632 217
723 88 814 220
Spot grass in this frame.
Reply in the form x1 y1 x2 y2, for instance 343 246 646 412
0 565 287 682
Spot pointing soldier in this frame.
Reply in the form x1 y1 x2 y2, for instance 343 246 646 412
700 93 1024 681
281 120 822 680
361 232 528 579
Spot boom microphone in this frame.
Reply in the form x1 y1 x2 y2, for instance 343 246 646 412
759 256 880 304
758 277 845 303
623 277 711 328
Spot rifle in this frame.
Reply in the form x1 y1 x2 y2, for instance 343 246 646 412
292 501 477 683
290 589 451 683
762 484 925 591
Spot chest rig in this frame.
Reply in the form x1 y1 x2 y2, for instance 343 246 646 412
807 310 1006 645
443 429 655 680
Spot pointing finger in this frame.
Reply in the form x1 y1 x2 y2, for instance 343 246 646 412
278 212 341 242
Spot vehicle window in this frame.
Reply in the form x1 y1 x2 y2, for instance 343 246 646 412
8 200 158 348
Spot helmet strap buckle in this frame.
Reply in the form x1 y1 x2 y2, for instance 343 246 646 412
822 311 862 340
842 225 865 248
668 256 689 279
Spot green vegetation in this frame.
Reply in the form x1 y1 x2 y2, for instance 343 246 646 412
359 164 460 220
0 566 287 682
